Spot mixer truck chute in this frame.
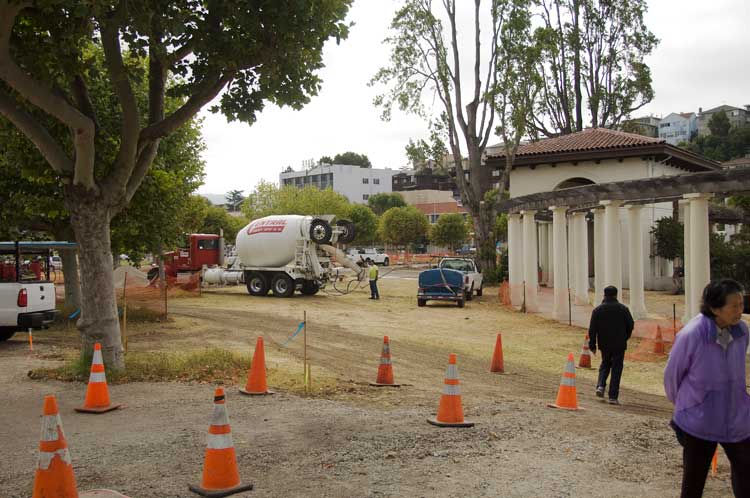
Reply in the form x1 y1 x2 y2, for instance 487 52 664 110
202 214 364 297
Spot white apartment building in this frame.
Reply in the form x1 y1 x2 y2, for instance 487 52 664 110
658 112 697 145
279 164 395 204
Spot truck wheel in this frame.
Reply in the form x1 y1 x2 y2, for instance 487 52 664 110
0 327 16 342
457 299 465 308
417 299 426 307
466 284 474 301
300 281 320 296
383 257 389 267
309 218 333 245
271 273 295 297
476 285 483 297
246 272 269 296
336 220 356 244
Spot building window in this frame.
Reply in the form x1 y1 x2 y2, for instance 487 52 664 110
492 170 500 177
374 178 380 185
362 194 369 201
362 178 369 184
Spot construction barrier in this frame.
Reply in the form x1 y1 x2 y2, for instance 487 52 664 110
626 321 683 362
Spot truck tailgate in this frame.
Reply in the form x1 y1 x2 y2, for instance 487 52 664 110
24 282 56 312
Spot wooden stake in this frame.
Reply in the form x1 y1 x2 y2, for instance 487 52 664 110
303 310 308 392
122 273 128 353
28 327 33 352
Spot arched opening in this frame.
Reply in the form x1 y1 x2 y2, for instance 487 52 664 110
554 177 596 190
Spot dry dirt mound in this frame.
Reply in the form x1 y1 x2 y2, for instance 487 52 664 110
112 265 149 288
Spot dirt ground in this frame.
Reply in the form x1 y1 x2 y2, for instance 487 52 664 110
0 269 744 498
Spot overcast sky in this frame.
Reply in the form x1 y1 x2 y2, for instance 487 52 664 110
197 0 750 197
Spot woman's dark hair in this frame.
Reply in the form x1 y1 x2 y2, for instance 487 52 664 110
700 279 744 317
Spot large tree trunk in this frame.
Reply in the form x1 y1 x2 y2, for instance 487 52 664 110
69 198 124 370
474 205 497 273
60 249 81 310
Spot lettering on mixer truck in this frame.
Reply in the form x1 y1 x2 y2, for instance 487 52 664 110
247 219 288 236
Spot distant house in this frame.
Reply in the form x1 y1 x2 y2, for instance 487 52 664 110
658 112 697 145
279 163 394 204
622 115 661 138
697 105 750 136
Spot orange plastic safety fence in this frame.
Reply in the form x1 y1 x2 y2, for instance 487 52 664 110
626 321 683 362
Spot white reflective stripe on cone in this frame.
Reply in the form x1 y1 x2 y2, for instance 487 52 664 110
442 384 461 396
210 406 230 426
92 348 103 365
89 372 107 383
206 433 234 450
446 364 459 379
38 448 72 469
379 358 392 365
560 377 576 387
40 414 62 441
382 344 390 355
564 362 576 374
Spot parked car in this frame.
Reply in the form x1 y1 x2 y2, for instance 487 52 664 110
417 267 465 308
456 245 477 256
346 248 390 266
437 257 483 300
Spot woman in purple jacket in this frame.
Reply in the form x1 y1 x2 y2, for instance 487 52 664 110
664 279 750 498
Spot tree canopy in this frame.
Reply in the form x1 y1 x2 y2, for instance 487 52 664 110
242 182 352 221
379 206 429 247
332 151 372 168
224 190 245 212
347 204 378 246
367 192 407 215
430 213 468 251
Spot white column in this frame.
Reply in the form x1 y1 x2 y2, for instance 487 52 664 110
601 200 623 292
550 206 569 321
522 210 539 312
569 212 580 303
508 213 524 307
626 205 647 319
686 193 712 319
547 222 555 288
680 200 692 322
572 212 589 305
593 208 605 303
538 222 549 286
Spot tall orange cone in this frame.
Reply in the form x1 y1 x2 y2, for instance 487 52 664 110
75 343 122 413
653 326 666 355
427 353 474 427
490 333 505 373
370 336 400 387
239 337 273 396
189 388 253 497
711 448 719 477
547 353 584 411
578 335 593 369
33 395 79 498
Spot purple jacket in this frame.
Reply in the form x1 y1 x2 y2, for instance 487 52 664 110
664 314 750 443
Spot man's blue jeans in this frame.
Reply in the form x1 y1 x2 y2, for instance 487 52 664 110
597 349 624 400
369 280 379 299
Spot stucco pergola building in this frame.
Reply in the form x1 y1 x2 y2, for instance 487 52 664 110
486 128 749 323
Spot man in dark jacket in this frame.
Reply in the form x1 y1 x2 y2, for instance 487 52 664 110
588 286 635 405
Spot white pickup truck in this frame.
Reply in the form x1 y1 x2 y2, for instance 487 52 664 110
0 243 60 341
346 248 390 266
437 257 483 300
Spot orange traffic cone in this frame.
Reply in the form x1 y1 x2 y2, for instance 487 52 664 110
547 353 583 411
239 337 273 396
711 447 719 477
33 395 79 498
75 343 122 413
370 336 400 387
189 388 253 497
490 333 505 373
427 353 474 428
578 336 593 369
653 326 666 355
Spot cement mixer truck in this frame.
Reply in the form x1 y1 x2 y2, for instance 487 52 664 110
202 215 364 297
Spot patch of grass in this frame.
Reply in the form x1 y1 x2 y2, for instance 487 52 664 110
28 347 346 396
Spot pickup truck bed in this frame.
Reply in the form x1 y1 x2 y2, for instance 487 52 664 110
0 282 57 341
417 268 465 308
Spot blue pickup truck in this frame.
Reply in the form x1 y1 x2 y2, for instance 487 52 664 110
417 268 465 308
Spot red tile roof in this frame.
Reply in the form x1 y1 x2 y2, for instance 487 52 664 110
487 127 665 159
414 202 467 215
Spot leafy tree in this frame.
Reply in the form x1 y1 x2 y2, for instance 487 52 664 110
199 201 249 243
379 206 429 247
371 0 539 271
225 190 245 212
430 213 468 251
0 1 351 369
405 120 448 170
367 192 406 215
532 0 659 135
319 156 334 165
707 111 731 137
347 204 379 246
684 124 750 162
332 151 372 168
242 182 351 221
650 217 683 261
